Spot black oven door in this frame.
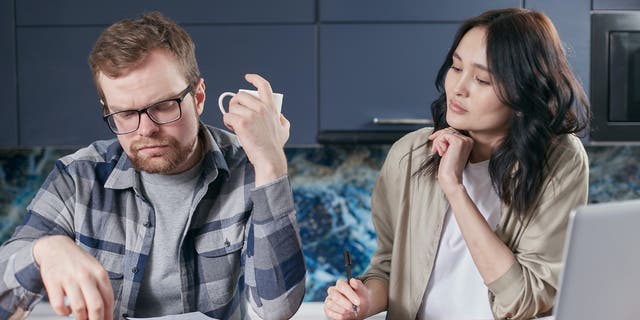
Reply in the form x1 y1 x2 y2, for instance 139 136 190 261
591 12 640 142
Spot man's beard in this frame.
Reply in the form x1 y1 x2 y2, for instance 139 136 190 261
128 135 197 174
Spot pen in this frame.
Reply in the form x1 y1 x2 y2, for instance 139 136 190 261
343 250 358 315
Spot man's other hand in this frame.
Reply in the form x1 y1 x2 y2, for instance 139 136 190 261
33 235 114 320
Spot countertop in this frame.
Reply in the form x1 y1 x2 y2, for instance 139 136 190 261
27 302 387 319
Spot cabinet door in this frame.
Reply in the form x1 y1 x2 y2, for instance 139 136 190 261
17 25 316 146
526 0 590 97
320 0 521 22
593 0 640 10
17 27 110 146
187 25 317 145
319 24 458 134
16 0 315 25
0 0 18 146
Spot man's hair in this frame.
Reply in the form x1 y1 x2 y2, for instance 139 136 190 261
88 11 200 101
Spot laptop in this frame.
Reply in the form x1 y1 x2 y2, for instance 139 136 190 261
551 199 640 320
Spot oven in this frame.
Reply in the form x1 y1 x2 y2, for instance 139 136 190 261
591 11 640 141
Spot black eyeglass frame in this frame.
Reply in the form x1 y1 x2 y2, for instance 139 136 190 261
102 84 194 135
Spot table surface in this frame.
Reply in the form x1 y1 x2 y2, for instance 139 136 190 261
28 302 388 319
27 303 558 319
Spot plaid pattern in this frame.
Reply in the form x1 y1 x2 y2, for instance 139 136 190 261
0 124 306 320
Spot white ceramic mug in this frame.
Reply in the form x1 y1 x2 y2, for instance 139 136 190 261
217 89 283 114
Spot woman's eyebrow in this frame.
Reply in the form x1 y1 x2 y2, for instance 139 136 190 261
473 62 489 72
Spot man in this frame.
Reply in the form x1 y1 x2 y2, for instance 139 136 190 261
0 12 305 320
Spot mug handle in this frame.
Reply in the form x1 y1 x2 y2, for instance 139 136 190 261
217 92 236 114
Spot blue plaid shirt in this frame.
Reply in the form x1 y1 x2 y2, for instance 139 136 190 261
0 124 306 319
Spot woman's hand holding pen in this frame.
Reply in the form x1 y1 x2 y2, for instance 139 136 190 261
324 278 372 320
428 128 474 197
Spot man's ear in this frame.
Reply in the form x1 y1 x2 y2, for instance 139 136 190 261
194 78 206 116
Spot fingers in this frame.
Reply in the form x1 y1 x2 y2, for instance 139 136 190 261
244 73 274 106
324 302 356 320
37 236 113 320
428 127 469 156
222 109 253 138
279 114 290 141
222 102 289 138
324 293 357 320
95 269 114 320
229 93 268 115
51 273 111 320
80 282 106 320
337 279 360 305
323 279 362 320
244 73 276 113
328 285 358 310
65 283 88 320
279 114 290 131
45 282 71 316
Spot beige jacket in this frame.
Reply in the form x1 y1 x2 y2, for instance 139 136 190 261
360 127 589 319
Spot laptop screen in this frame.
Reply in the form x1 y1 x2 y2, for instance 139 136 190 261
553 200 640 320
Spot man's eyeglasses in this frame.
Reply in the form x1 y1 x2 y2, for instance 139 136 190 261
102 84 193 135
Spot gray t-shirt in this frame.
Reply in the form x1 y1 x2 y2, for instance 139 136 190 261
134 162 203 316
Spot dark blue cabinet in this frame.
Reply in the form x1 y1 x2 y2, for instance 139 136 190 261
319 24 458 137
12 1 316 146
317 0 525 142
17 27 109 146
526 0 590 95
0 0 18 146
187 25 317 145
16 0 315 25
1 0 598 146
320 0 521 21
16 25 316 146
592 0 640 10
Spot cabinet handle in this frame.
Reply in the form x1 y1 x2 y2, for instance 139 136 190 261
372 118 434 125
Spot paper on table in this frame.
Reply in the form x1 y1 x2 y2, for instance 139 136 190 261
127 312 218 320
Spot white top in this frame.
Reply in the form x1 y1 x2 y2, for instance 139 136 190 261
418 160 501 320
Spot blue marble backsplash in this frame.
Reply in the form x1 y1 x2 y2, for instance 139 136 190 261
1 144 639 302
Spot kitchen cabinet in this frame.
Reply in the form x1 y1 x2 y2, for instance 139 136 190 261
187 25 317 145
0 0 599 146
8 0 316 146
16 25 316 146
592 0 640 10
319 0 521 22
15 0 315 25
318 24 457 142
317 1 524 143
17 27 107 146
0 0 18 146
526 0 590 97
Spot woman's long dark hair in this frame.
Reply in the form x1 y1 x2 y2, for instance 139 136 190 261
417 8 590 217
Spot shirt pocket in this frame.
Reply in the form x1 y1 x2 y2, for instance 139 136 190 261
194 222 245 306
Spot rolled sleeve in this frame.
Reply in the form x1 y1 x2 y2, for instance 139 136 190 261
488 135 589 319
245 174 305 319
250 175 295 221
13 242 44 294
0 241 45 317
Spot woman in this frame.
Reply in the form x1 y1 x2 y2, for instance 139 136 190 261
323 8 590 320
